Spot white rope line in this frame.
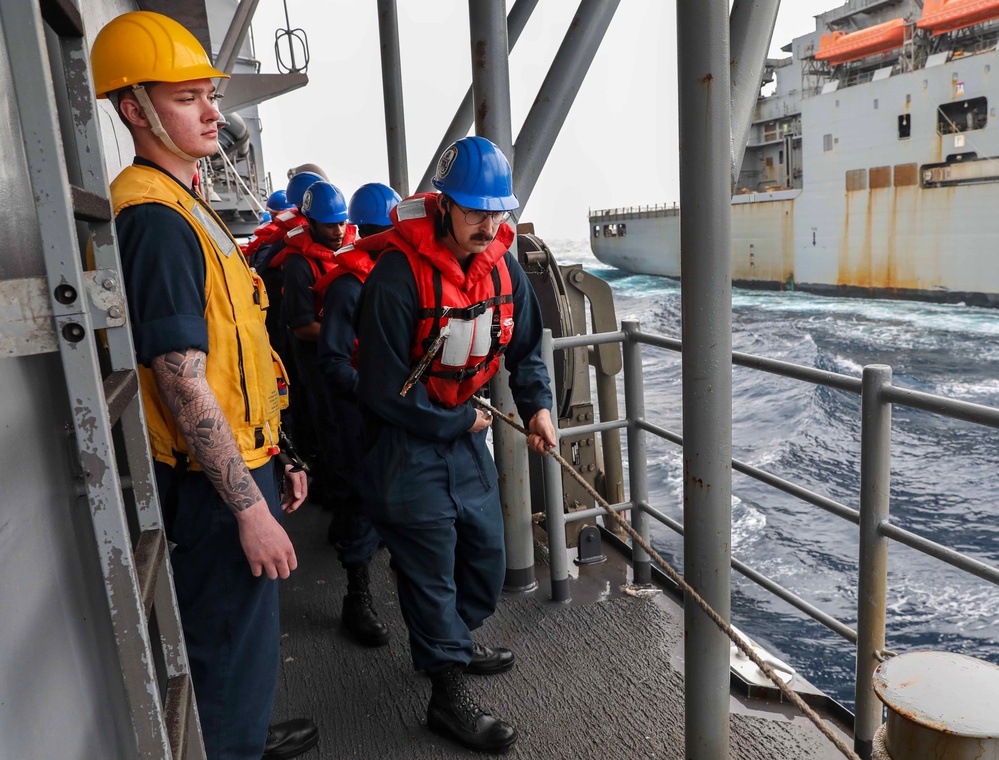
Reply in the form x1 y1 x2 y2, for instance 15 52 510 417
216 144 267 215
472 396 862 760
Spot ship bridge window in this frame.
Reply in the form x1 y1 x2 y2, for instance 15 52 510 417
604 224 618 237
593 224 600 239
898 114 911 139
823 133 833 152
618 223 627 237
937 97 988 134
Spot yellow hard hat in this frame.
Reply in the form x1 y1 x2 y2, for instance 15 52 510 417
91 11 228 98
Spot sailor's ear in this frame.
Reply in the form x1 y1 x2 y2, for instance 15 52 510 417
116 91 148 130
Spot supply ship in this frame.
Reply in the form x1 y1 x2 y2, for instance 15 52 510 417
3 1 999 759
590 0 999 307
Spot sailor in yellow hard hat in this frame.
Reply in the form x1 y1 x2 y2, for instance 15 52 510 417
91 12 317 760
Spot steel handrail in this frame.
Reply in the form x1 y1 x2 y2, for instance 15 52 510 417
547 323 999 733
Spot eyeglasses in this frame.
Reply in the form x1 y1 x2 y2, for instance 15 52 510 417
454 204 511 225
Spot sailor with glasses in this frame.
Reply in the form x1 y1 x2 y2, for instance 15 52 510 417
353 136 556 753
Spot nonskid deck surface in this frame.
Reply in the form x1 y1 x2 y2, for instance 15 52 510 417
273 502 848 759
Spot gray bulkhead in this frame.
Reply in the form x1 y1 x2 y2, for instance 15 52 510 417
0 0 259 756
1 2 135 756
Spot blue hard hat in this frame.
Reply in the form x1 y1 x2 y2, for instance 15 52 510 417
286 171 325 208
302 181 349 224
349 183 402 226
432 136 519 212
267 189 293 211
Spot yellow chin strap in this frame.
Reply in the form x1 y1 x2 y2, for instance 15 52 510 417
132 84 210 164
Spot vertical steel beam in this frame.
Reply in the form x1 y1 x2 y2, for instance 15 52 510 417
512 0 621 213
730 0 781 188
855 365 892 760
466 0 535 591
541 330 570 602
677 0 733 756
417 0 539 193
213 0 262 97
377 0 410 197
468 0 514 155
621 321 651 582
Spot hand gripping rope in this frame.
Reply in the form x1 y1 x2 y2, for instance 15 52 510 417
471 395 862 760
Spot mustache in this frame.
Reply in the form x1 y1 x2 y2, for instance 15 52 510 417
470 233 494 242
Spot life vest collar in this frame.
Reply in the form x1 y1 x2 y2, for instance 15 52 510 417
388 193 514 293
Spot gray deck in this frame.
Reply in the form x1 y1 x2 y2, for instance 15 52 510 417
272 501 852 759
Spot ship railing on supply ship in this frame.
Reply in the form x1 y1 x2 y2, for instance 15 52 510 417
588 203 680 222
537 320 999 752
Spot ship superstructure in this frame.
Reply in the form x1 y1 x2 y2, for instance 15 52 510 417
591 0 999 306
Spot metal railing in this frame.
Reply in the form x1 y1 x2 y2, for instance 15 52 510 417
588 203 680 221
538 319 999 753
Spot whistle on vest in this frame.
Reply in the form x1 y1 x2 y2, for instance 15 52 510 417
400 324 451 397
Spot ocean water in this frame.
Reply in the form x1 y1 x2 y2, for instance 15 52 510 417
547 238 999 711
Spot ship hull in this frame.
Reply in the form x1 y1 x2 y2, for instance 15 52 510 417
591 15 999 307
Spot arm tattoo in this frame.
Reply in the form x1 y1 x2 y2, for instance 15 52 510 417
152 349 264 513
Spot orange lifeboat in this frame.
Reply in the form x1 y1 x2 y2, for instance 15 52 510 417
918 0 999 35
815 18 907 66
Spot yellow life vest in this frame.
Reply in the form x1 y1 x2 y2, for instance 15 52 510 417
111 164 288 470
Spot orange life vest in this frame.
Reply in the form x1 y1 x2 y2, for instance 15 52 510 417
312 235 386 301
379 193 515 408
275 224 358 320
247 209 307 263
241 220 279 258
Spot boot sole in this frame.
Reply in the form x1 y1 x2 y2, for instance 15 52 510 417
342 620 390 647
262 731 319 760
427 711 518 754
465 658 515 676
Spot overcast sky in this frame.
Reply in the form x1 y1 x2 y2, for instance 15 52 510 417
252 1 834 239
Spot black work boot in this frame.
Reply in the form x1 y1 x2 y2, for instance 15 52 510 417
427 665 518 753
262 718 319 759
466 643 516 675
342 563 389 647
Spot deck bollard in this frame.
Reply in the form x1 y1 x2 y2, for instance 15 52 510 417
871 651 999 760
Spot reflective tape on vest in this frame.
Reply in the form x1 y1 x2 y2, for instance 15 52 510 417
190 203 238 258
439 307 494 367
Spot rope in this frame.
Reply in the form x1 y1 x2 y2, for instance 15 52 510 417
472 396 861 760
216 145 267 215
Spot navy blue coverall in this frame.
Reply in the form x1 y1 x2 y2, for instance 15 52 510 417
354 247 552 673
116 158 280 760
315 264 382 566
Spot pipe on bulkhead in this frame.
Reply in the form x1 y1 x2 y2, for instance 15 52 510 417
377 0 409 197
729 0 781 190
213 0 262 98
466 0 535 591
417 0 539 194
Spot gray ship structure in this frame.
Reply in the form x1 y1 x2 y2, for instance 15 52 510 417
5 0 999 758
590 0 999 307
